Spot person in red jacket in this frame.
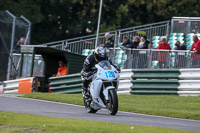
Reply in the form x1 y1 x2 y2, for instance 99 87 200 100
190 35 200 68
157 37 171 68
56 60 67 77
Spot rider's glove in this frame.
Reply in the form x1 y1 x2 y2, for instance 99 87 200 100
117 68 121 73
87 72 93 77
93 68 98 74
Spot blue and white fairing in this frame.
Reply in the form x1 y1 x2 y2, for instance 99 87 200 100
93 60 119 81
90 60 119 110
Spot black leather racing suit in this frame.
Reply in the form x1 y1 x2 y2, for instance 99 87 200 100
81 52 117 95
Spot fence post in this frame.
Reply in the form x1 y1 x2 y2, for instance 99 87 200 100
166 21 170 40
188 18 191 34
6 10 16 80
20 15 31 45
171 19 174 34
147 50 152 68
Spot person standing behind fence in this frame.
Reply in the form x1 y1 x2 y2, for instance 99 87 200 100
120 36 131 49
13 37 25 53
190 35 200 68
148 41 155 49
157 37 171 68
137 36 149 68
129 36 140 68
104 32 114 48
137 36 149 49
174 41 187 68
130 36 140 49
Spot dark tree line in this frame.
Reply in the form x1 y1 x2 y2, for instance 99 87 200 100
1 0 200 44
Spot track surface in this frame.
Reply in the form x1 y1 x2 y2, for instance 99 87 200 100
0 95 200 132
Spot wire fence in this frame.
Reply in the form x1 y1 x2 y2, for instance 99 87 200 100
42 21 170 54
171 17 200 35
107 48 199 69
0 10 31 81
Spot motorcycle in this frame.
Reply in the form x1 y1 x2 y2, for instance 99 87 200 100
83 60 120 115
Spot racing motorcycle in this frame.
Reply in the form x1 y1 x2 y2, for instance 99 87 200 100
83 60 119 115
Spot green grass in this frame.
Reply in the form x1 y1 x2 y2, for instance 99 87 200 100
22 93 200 120
0 111 197 133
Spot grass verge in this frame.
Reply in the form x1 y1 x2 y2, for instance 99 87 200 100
0 111 197 133
22 93 200 120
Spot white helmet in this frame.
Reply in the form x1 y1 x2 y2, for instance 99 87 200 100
95 46 106 58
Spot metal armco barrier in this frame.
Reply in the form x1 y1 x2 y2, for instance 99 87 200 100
178 80 200 91
179 69 200 80
0 82 3 93
178 69 200 96
118 69 132 93
119 69 132 80
49 73 82 94
3 79 19 93
2 77 37 93
132 69 180 79
130 69 200 96
131 69 180 95
49 70 133 94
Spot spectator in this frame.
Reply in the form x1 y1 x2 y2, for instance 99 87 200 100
137 36 149 49
137 36 149 68
56 60 67 77
120 36 131 49
130 36 140 48
13 37 25 53
148 41 155 49
174 41 180 50
177 43 186 50
174 41 187 68
157 37 171 68
129 36 140 68
64 45 71 52
104 32 114 48
190 35 200 68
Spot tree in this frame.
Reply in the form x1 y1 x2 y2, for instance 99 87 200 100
1 0 200 44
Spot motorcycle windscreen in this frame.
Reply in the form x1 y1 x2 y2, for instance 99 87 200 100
98 60 112 70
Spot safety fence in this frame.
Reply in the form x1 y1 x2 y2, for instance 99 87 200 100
105 48 200 69
171 17 200 35
0 10 31 81
41 21 170 54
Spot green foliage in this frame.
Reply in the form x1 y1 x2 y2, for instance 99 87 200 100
22 93 200 120
1 0 200 44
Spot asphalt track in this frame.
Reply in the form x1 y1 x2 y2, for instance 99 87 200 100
0 95 200 132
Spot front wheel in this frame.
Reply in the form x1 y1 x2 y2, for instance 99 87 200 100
83 97 98 113
107 89 118 115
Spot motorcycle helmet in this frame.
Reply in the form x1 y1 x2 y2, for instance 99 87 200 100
95 46 106 58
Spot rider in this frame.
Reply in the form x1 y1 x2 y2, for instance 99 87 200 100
81 46 120 98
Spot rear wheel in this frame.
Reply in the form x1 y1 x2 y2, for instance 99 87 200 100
83 97 98 113
107 89 118 115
